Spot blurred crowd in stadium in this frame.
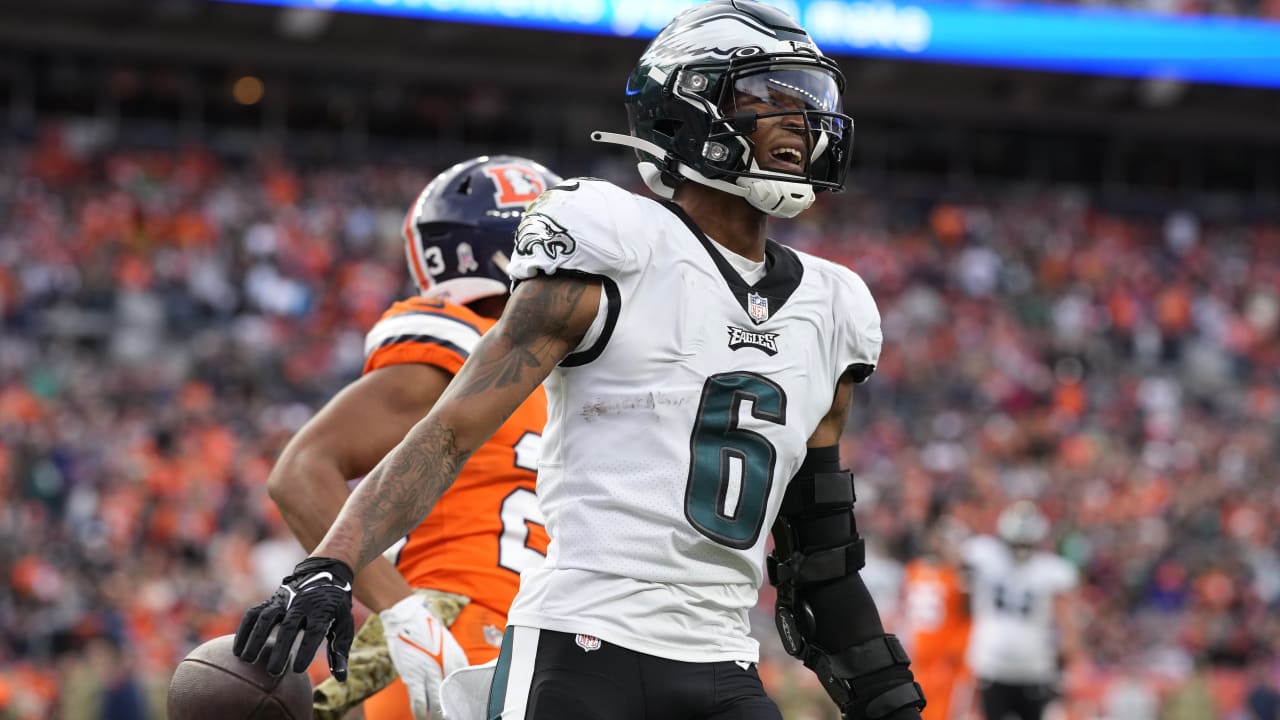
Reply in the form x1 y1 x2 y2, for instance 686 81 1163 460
2 124 1279 720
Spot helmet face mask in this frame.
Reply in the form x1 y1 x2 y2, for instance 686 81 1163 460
403 156 562 303
606 1 854 218
704 59 852 189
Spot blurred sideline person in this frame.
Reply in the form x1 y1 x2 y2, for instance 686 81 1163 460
235 2 926 719
261 156 561 720
963 501 1081 720
901 516 973 720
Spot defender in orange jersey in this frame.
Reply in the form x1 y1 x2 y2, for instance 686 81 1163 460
902 518 974 720
264 156 561 720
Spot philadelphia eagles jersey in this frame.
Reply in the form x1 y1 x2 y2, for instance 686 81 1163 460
963 535 1079 683
504 179 882 663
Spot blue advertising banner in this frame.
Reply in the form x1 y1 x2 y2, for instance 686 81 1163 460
218 0 1280 88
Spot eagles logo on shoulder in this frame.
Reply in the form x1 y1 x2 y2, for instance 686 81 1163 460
515 213 577 260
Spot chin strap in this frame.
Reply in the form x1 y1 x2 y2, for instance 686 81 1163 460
741 158 816 219
591 130 815 219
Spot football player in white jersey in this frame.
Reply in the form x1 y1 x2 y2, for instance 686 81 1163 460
234 2 926 719
963 501 1082 720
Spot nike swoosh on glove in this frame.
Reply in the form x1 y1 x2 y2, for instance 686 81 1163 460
381 594 469 720
233 557 357 681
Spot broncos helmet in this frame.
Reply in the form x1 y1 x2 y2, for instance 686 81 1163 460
592 0 853 219
404 155 562 303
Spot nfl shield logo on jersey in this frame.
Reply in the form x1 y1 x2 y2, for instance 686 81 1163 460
748 292 769 322
574 634 602 652
483 624 505 648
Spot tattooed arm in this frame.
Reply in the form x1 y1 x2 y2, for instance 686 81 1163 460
312 274 601 573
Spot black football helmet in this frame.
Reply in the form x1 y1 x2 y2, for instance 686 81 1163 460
404 156 562 303
592 0 854 218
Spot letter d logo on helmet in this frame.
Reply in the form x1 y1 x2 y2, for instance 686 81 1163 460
592 0 855 219
481 164 548 208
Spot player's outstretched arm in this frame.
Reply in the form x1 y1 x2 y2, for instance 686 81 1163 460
270 364 474 717
234 274 600 680
314 273 599 572
267 363 452 612
768 372 925 720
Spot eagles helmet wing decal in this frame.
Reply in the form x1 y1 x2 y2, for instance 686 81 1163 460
515 213 577 260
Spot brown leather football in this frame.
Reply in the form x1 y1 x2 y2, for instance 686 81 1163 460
167 634 312 720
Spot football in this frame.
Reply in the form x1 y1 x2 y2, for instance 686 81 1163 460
167 635 312 720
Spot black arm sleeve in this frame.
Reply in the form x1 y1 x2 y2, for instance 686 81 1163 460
808 564 886 648
788 446 886 649
769 445 924 720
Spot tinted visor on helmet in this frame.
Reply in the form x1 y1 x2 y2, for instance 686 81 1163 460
713 63 854 190
731 66 845 131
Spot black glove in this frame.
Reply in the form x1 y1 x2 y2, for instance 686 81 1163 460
233 557 356 681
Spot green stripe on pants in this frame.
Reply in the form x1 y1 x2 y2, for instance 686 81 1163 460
486 627 516 720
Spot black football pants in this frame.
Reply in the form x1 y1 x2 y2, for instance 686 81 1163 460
487 627 782 720
978 678 1055 720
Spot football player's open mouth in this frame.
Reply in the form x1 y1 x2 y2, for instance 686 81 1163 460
762 143 805 174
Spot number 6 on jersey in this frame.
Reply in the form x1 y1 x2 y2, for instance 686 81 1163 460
684 372 787 549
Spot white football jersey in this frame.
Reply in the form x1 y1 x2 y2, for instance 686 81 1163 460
504 179 882 663
962 534 1078 683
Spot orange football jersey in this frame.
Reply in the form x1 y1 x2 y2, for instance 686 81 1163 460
363 296 549 619
903 560 970 664
902 559 973 720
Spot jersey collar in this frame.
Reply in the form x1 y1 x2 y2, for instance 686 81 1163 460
661 201 804 326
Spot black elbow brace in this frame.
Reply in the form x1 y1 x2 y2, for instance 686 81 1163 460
768 446 925 720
